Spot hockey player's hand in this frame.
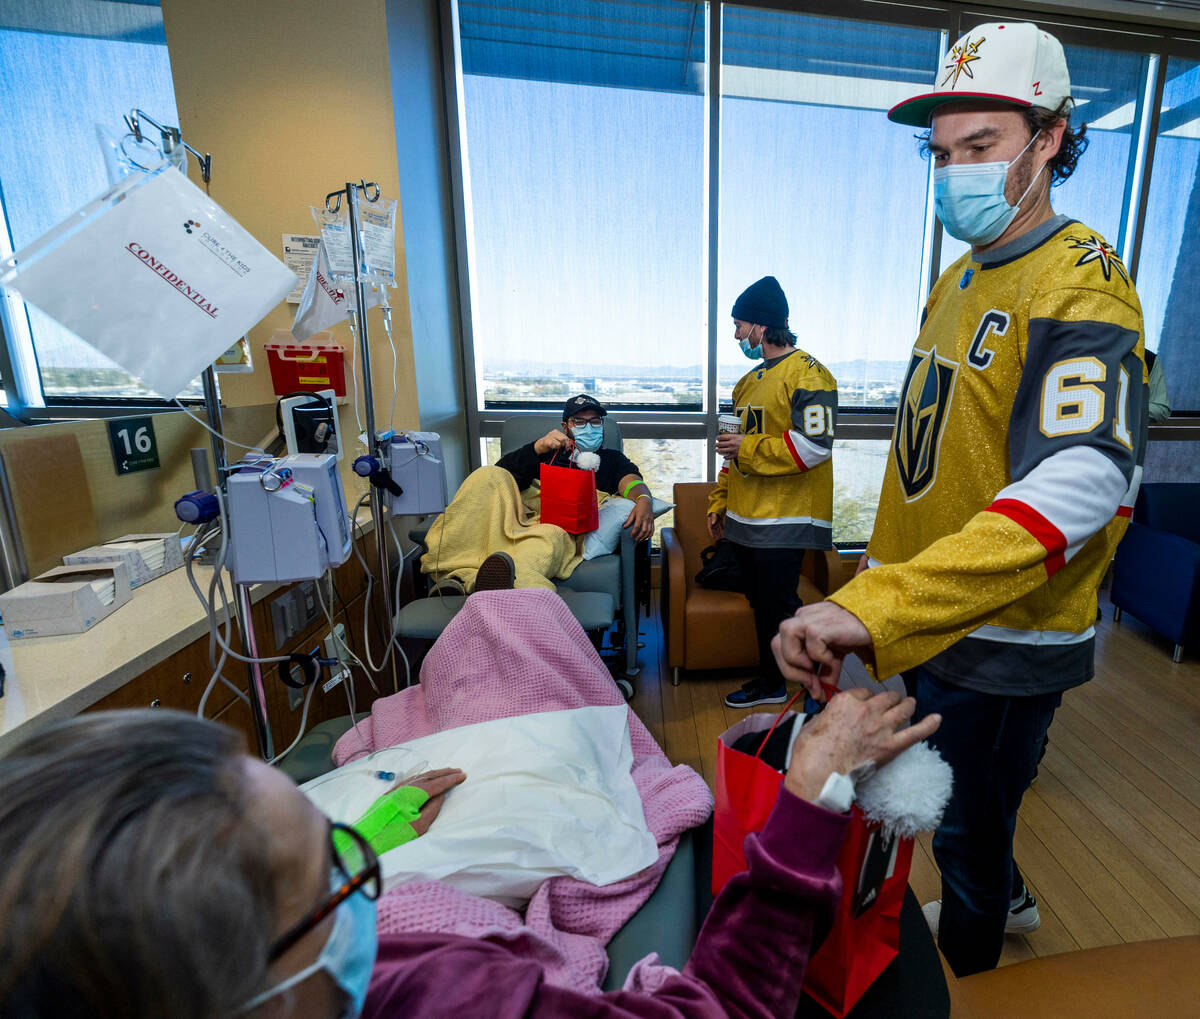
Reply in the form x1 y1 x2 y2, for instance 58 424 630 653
772 603 872 699
706 513 724 540
715 432 744 459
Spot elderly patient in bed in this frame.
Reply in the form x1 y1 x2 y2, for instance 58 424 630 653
0 587 938 1019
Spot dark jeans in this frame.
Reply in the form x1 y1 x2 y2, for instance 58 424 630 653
914 668 1061 977
731 543 806 693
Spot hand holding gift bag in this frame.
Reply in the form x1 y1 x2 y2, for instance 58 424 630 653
539 448 599 534
714 685 952 1017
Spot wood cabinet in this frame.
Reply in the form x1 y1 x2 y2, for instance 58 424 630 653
85 536 403 758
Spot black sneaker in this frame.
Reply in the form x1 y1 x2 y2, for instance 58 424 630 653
724 680 788 709
473 552 515 592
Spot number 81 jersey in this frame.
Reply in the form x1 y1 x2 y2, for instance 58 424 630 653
868 217 1146 644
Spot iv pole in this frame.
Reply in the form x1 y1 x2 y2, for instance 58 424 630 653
326 181 397 692
130 109 275 758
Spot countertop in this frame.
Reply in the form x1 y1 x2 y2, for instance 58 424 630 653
0 512 395 753
0 561 278 752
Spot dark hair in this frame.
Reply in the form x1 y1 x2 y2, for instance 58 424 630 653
1023 99 1088 184
0 711 276 1018
916 97 1088 185
763 326 797 348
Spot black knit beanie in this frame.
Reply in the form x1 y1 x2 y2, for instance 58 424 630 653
731 276 789 329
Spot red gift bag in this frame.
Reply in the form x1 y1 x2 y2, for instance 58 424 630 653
539 461 599 534
712 690 913 1017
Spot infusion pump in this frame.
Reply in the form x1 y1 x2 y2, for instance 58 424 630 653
226 453 351 584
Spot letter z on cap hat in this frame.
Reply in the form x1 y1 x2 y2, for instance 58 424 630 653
888 22 1071 127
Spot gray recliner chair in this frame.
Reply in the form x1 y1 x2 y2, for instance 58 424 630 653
410 414 644 677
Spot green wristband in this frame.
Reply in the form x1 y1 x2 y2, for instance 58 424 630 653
621 478 646 500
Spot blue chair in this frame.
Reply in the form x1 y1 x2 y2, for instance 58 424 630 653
1111 482 1200 662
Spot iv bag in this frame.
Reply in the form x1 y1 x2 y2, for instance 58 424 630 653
0 162 295 399
311 204 355 282
356 197 397 286
291 239 382 342
310 196 397 286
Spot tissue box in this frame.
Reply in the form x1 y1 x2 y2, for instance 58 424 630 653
0 562 131 639
64 533 184 588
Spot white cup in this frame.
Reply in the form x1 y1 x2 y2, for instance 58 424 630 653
717 413 741 464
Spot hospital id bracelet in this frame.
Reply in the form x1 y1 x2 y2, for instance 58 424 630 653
813 761 875 814
814 771 857 814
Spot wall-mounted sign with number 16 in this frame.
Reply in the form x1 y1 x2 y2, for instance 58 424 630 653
108 416 160 476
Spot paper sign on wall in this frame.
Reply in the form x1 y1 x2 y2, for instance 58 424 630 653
0 163 296 399
282 233 319 303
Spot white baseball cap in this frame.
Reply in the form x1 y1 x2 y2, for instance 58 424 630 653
888 22 1072 127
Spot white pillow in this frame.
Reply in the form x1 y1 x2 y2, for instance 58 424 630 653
301 705 657 908
582 496 675 559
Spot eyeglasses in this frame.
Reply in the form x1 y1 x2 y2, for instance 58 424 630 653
268 821 381 961
569 416 602 428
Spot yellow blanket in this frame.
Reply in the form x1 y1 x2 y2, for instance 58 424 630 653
421 466 582 591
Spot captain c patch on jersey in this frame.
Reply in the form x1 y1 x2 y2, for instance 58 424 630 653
894 347 958 501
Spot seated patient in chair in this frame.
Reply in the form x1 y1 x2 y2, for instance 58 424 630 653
424 394 655 593
0 692 937 1018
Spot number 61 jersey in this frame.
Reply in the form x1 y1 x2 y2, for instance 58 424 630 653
835 216 1146 686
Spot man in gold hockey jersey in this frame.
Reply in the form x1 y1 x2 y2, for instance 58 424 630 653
772 24 1147 976
707 275 838 708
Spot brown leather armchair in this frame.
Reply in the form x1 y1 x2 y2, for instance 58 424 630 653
661 482 844 686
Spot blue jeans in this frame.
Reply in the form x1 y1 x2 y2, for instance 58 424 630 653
915 668 1062 976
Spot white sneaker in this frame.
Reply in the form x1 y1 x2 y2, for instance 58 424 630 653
922 900 943 938
922 893 1042 939
1006 889 1042 933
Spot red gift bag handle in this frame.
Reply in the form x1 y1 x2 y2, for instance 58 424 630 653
752 675 841 760
547 443 577 467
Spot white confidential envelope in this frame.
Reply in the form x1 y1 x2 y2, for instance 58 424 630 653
1 163 295 398
303 705 657 909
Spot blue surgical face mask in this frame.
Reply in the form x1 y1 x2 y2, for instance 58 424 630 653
738 327 763 361
241 871 379 1017
572 421 604 452
933 130 1044 247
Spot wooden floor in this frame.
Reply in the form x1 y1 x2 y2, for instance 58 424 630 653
630 589 1200 968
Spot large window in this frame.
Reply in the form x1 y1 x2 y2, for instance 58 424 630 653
0 1 186 406
458 0 707 412
452 2 1200 546
719 8 941 408
1137 57 1200 410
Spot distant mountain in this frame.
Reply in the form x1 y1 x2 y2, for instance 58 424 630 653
483 357 910 382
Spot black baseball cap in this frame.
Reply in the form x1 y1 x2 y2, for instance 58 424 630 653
562 394 607 421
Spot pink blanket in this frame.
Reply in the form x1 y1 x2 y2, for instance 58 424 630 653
332 588 714 993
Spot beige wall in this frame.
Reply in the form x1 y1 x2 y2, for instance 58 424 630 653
160 0 420 450
0 406 274 576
